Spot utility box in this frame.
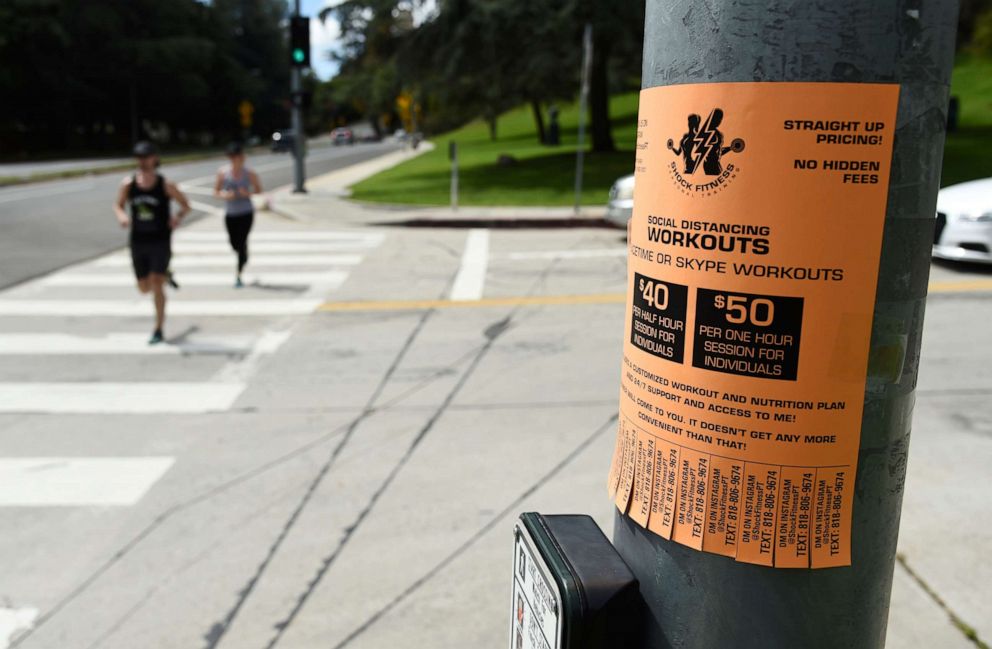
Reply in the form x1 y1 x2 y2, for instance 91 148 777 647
510 513 640 649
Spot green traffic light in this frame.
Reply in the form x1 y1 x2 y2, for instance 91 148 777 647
293 48 305 63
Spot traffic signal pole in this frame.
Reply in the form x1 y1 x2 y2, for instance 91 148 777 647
612 1 958 648
291 0 306 193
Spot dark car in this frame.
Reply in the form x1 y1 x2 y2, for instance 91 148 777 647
271 129 295 153
331 127 354 145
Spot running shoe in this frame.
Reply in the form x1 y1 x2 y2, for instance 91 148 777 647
149 329 164 345
166 270 180 290
234 277 244 288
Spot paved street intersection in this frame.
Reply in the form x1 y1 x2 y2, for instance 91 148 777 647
0 168 989 648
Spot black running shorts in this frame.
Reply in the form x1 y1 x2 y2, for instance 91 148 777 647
130 240 171 279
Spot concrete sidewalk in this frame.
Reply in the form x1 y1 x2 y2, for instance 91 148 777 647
259 161 991 649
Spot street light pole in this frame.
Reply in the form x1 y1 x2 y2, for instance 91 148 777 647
573 24 592 216
291 0 306 194
612 1 958 647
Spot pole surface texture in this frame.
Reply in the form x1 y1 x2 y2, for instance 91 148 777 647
613 1 957 647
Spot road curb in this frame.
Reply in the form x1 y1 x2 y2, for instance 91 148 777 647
268 143 435 223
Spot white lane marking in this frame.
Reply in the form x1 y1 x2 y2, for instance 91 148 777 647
0 458 174 506
180 186 218 197
40 270 349 288
213 330 292 384
92 253 363 268
0 383 244 414
0 607 38 648
176 231 383 243
173 241 376 253
0 333 260 355
0 180 95 205
0 299 322 316
449 229 489 301
504 249 627 260
188 199 223 216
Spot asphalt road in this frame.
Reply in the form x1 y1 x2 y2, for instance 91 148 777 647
0 141 401 290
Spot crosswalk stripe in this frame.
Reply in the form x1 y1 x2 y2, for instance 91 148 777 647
92 254 363 268
0 383 244 413
0 457 175 505
0 333 259 355
39 271 349 288
173 241 376 253
450 229 489 301
0 606 38 648
0 299 322 316
176 231 383 243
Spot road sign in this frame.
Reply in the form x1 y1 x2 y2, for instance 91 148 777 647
238 100 254 128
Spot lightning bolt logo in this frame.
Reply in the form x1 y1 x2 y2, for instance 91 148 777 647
691 110 720 172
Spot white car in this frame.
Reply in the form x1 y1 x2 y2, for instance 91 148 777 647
934 177 992 264
606 174 635 228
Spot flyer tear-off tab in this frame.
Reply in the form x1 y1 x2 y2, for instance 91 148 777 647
609 82 899 569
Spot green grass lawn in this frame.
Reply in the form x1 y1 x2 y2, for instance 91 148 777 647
350 93 639 206
942 56 992 187
352 59 992 206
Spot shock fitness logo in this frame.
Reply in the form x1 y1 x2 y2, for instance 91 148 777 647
666 108 745 196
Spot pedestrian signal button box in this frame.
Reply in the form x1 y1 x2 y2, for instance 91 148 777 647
510 513 640 649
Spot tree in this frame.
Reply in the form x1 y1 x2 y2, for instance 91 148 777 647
0 0 290 156
560 0 644 152
318 0 414 135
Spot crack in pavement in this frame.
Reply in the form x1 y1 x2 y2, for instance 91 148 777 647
897 553 990 649
200 306 438 649
331 413 618 649
256 233 576 648
261 314 513 649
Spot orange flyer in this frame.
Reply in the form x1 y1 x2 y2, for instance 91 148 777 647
610 82 899 569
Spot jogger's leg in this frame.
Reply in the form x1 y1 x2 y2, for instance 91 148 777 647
149 273 166 331
239 213 254 273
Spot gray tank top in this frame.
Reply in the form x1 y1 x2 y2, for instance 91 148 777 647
222 167 254 216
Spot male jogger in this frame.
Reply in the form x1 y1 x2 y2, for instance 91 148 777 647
113 141 191 344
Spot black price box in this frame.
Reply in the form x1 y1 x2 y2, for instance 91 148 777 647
692 288 804 381
631 273 688 363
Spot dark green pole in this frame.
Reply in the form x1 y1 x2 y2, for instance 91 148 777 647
613 1 958 647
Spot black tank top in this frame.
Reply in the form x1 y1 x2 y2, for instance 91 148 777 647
128 174 171 243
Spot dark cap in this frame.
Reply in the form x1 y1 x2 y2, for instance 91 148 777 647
133 140 158 157
226 141 244 156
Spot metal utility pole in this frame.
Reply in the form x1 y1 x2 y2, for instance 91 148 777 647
290 0 307 193
612 2 958 648
450 141 459 211
573 24 592 216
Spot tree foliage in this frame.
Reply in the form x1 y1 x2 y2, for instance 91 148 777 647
0 0 289 156
320 0 644 151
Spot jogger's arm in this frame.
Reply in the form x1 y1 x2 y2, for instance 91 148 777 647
113 178 130 229
166 181 191 228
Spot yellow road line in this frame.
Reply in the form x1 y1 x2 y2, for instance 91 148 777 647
317 280 992 312
927 279 992 293
317 293 626 312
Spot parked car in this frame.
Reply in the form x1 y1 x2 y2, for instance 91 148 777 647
933 177 992 264
606 174 635 228
271 129 295 153
331 127 354 145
